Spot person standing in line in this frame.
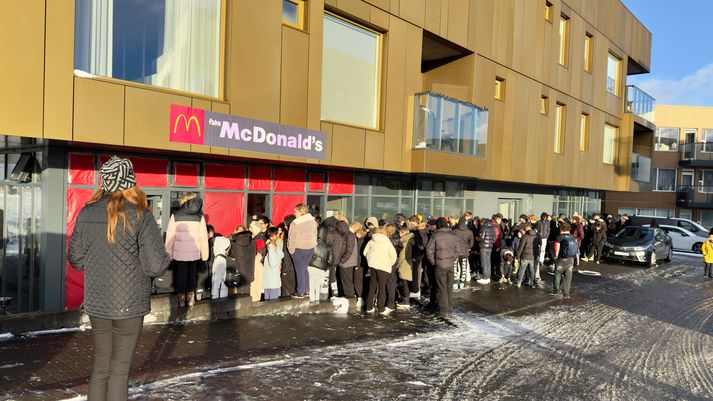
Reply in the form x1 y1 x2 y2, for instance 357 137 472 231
211 236 231 299
516 225 538 288
69 156 170 401
385 223 404 309
364 225 398 315
454 216 474 289
165 192 209 307
339 219 359 300
250 221 266 302
396 226 415 307
582 220 606 264
352 222 369 306
279 218 297 297
263 227 284 301
477 218 496 284
425 217 461 316
407 215 428 299
550 221 577 299
536 213 551 285
307 226 334 304
288 203 318 298
230 226 256 297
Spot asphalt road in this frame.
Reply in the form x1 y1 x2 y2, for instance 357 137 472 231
1 253 711 400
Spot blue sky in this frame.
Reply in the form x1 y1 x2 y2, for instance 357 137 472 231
623 0 713 106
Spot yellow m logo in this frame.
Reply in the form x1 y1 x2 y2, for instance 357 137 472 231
173 114 202 137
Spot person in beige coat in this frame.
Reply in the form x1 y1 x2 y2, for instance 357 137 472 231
363 226 397 315
249 221 264 302
397 226 415 307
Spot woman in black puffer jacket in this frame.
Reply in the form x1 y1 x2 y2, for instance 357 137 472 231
68 156 170 401
307 227 334 303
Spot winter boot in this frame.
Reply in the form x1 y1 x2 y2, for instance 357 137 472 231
187 292 196 307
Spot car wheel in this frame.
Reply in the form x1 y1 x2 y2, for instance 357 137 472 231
647 251 657 268
693 242 703 254
664 247 673 263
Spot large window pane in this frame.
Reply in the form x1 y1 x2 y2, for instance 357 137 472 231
703 129 713 152
372 197 398 221
440 99 458 152
321 13 381 129
353 197 369 225
603 124 617 164
74 0 223 97
700 211 713 228
655 127 680 151
417 198 432 216
459 104 477 155
655 168 676 191
444 198 464 217
399 197 413 216
607 53 621 95
326 196 352 219
373 176 400 196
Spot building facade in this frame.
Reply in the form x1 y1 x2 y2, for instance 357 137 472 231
0 0 651 314
604 105 713 227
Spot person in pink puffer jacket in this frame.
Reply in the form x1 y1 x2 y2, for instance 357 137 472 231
165 192 209 307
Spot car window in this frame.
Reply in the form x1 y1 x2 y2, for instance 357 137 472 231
679 221 700 233
616 227 653 241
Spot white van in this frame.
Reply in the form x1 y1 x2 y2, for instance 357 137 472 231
628 215 708 238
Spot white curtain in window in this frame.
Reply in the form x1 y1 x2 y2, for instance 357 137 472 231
603 124 617 164
154 0 222 97
75 0 113 76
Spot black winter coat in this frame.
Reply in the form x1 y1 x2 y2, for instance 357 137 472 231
411 229 429 259
68 195 170 319
454 220 475 255
479 221 496 249
592 229 607 247
310 239 334 271
516 232 537 260
426 228 461 269
229 231 256 295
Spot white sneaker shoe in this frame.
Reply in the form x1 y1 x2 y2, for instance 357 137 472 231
356 298 363 308
380 307 393 316
366 307 375 313
410 291 420 299
477 278 490 285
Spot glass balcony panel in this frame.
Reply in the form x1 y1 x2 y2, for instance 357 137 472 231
413 92 488 158
630 153 651 182
626 85 656 122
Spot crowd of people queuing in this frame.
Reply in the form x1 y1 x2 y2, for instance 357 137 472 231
166 192 639 316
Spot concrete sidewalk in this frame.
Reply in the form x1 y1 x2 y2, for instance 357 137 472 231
0 260 639 401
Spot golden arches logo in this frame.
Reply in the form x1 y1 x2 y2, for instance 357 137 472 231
173 114 202 137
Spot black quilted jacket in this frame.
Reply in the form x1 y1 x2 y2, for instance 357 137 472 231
68 195 171 319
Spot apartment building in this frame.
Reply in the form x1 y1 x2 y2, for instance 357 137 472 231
605 105 713 227
0 0 652 314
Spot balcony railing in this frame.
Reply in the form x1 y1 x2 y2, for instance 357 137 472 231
679 142 713 161
676 185 713 208
631 153 651 182
413 92 489 157
625 85 655 122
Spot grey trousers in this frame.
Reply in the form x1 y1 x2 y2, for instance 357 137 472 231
89 316 144 401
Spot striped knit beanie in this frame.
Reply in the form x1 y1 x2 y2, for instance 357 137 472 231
100 156 137 193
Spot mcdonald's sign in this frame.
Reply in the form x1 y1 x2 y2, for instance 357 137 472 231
168 104 327 160
169 105 205 145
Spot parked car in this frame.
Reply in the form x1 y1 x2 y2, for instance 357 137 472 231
644 224 703 254
602 226 673 267
627 215 708 238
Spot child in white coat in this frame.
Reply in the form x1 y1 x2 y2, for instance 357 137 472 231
211 236 231 299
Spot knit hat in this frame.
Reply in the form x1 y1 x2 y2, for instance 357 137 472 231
365 216 379 228
100 156 137 193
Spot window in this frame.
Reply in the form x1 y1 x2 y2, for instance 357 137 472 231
703 128 713 152
282 0 305 30
654 168 676 191
540 96 549 115
679 209 692 220
655 127 680 151
603 124 617 164
580 113 590 151
607 52 621 95
321 13 382 129
545 1 553 22
495 77 506 100
559 15 570 66
584 33 593 72
554 103 566 154
682 170 694 188
74 0 224 98
699 211 713 228
700 170 713 192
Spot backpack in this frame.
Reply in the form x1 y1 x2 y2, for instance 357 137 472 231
219 254 242 288
559 234 578 259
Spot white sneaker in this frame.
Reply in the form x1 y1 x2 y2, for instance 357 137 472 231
397 302 410 309
410 291 420 299
477 278 490 284
453 284 459 290
381 307 394 315
356 298 363 308
366 308 375 313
